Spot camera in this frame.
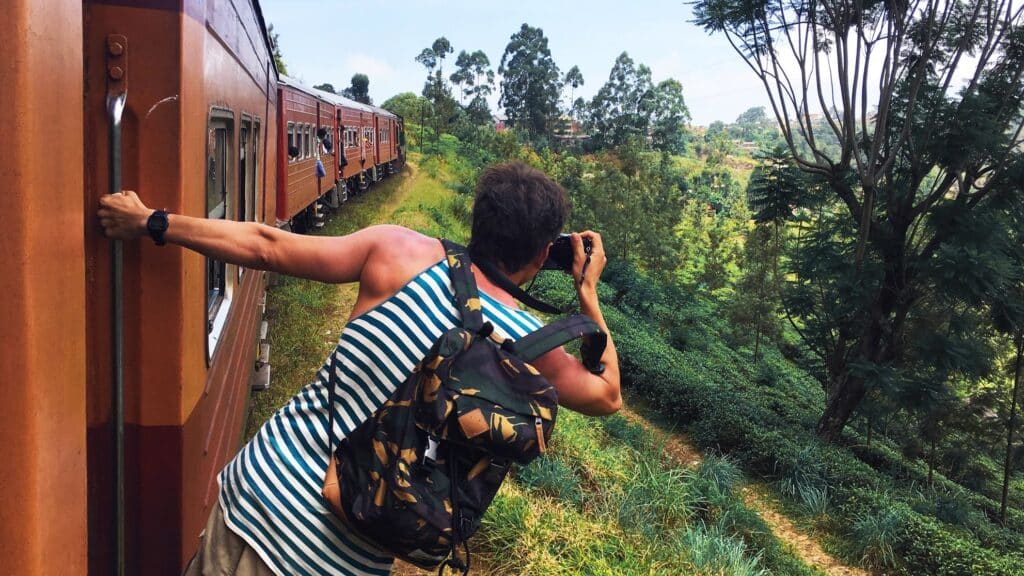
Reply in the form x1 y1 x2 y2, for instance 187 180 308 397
543 233 592 271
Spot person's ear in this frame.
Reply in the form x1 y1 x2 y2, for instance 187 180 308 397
531 242 552 271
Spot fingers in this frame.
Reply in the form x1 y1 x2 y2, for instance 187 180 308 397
97 190 146 240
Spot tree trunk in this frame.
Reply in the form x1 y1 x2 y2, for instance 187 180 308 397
817 374 867 441
816 243 906 442
928 436 936 485
1001 332 1024 524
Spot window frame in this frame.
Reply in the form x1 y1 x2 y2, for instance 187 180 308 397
286 121 295 163
205 108 236 363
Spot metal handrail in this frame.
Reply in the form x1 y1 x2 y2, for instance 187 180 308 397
106 90 126 576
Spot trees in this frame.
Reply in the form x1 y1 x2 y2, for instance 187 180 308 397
650 79 690 153
499 24 563 141
588 53 691 152
416 37 458 139
341 74 372 104
451 50 494 103
313 83 336 94
695 0 1024 441
588 52 655 149
381 92 431 123
267 23 287 75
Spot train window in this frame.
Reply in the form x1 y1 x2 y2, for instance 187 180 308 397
206 115 235 361
239 118 252 283
253 121 261 223
287 122 295 163
306 125 312 159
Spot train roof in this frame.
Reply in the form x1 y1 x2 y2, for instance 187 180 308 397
278 74 336 103
312 88 375 114
281 75 398 118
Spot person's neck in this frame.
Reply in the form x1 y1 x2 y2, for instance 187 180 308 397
471 263 533 307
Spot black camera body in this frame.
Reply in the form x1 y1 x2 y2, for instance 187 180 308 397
543 233 592 271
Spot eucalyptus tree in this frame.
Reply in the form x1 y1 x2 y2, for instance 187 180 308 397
564 65 585 111
695 0 1024 441
589 53 690 152
451 50 494 102
499 24 563 141
416 37 457 138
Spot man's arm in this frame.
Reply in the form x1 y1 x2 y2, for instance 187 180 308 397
532 231 621 416
98 190 386 284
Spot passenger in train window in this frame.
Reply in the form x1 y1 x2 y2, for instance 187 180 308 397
97 161 620 576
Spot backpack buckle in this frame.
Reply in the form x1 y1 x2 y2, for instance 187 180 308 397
422 434 440 470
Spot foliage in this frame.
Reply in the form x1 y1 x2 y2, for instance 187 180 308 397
586 52 690 153
450 49 495 104
694 0 1024 442
340 73 371 104
498 24 563 142
531 259 1024 574
267 23 287 75
381 92 432 123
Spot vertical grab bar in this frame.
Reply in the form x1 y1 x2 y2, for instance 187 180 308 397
106 90 127 576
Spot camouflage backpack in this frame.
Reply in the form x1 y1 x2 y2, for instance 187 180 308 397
322 240 606 574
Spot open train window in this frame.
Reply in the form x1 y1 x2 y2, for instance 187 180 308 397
287 122 295 163
253 120 261 223
305 125 312 159
239 117 252 283
206 112 235 362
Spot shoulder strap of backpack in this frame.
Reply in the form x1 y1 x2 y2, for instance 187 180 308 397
510 314 607 373
440 239 483 332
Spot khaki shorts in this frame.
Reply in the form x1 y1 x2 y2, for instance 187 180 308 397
183 503 276 576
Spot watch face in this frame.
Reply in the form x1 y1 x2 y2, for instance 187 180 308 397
148 211 169 232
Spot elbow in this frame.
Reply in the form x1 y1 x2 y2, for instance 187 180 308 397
593 384 622 416
252 226 278 271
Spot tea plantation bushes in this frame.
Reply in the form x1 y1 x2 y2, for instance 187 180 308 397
529 268 1024 574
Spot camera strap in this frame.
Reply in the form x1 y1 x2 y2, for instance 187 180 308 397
474 258 564 315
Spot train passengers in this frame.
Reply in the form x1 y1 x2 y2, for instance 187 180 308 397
97 161 621 576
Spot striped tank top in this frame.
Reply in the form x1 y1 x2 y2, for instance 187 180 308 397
218 259 544 576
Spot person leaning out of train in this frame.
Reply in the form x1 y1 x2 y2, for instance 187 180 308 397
96 161 621 576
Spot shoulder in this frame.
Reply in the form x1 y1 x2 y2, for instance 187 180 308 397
358 225 445 296
366 225 443 266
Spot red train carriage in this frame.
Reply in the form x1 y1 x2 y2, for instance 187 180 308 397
276 75 331 230
371 106 401 175
323 92 376 192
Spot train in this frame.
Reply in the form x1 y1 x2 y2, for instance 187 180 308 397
0 1 404 574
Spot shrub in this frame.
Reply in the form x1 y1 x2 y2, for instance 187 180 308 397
517 456 584 506
675 525 768 576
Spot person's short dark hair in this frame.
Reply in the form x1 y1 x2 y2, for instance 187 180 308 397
468 161 570 273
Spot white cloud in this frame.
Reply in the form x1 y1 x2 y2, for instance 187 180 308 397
344 54 396 84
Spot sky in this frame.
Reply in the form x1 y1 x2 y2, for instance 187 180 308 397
260 0 771 127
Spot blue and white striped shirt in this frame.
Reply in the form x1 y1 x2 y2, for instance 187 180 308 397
218 259 544 576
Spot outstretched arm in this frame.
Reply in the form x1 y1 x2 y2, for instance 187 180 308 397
532 231 621 416
98 190 382 284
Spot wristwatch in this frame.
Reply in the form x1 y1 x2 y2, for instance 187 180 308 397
146 210 170 246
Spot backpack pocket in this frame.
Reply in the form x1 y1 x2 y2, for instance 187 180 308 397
451 395 552 464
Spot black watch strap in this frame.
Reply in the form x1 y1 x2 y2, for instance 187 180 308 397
147 210 169 246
